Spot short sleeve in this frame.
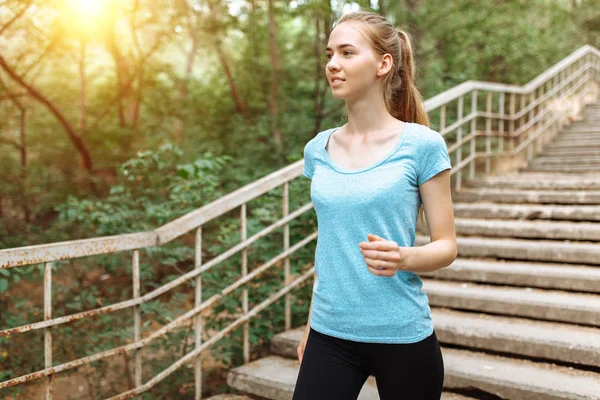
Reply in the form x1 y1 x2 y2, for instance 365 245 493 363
417 131 452 186
302 141 314 179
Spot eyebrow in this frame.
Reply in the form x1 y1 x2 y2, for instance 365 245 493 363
325 44 356 51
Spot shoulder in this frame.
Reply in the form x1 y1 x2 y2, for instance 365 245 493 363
408 123 447 151
409 123 444 141
304 127 336 152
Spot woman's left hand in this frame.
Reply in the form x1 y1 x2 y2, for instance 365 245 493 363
359 233 407 277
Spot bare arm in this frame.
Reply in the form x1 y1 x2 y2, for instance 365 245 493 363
403 169 457 273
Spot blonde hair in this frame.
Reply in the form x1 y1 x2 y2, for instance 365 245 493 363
335 10 429 227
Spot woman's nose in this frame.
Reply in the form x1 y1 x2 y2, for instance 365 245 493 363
327 57 340 71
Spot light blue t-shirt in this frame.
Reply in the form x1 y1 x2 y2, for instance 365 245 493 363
302 122 452 344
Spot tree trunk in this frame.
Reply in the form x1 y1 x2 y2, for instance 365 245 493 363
404 0 422 56
173 24 200 143
313 3 335 137
215 45 247 115
313 14 325 137
0 55 94 175
19 108 30 222
79 42 87 132
0 76 30 220
205 0 248 119
267 0 283 154
106 17 128 128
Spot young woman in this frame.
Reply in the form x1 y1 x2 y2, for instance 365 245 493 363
293 10 457 400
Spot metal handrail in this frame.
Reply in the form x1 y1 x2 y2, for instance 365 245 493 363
1 44 598 399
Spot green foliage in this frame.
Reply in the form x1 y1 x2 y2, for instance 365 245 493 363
55 143 231 235
1 0 598 397
1 144 316 398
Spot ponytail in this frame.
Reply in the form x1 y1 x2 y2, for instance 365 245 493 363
393 29 429 228
390 29 430 127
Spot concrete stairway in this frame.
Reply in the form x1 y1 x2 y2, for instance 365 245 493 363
524 101 600 173
224 101 600 399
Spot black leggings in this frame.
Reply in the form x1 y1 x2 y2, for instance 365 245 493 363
292 327 444 400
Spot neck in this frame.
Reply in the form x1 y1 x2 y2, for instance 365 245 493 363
344 88 400 136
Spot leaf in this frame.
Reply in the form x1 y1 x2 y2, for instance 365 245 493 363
0 278 8 293
177 164 195 179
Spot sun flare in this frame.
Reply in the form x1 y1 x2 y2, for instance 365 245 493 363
62 0 111 38
65 0 105 17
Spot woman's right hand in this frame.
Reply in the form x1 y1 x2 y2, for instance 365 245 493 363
297 331 309 364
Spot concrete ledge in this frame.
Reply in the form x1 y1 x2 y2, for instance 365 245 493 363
227 356 469 400
532 158 600 166
271 308 600 369
453 203 600 221
563 128 600 133
415 235 600 265
554 135 600 142
557 132 600 138
452 188 600 204
464 173 600 191
522 165 600 173
541 149 600 157
422 279 600 326
443 348 600 400
227 351 600 400
543 142 600 150
420 258 600 293
550 138 600 146
432 308 600 367
454 218 600 241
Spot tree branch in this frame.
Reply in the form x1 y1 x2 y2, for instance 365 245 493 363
0 92 29 102
0 136 23 149
20 33 61 80
0 0 34 37
0 53 94 173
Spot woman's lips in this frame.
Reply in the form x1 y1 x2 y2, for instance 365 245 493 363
331 79 344 87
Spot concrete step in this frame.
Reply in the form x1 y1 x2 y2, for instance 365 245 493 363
227 355 476 400
271 310 600 369
555 133 600 140
555 129 600 135
540 149 600 157
544 142 600 151
420 258 600 293
415 235 600 265
522 164 600 173
560 129 600 136
549 138 600 147
422 279 600 326
454 218 600 241
453 202 600 221
531 157 600 166
463 176 600 190
564 123 600 129
432 309 600 368
453 188 600 204
568 117 600 123
228 351 600 400
546 138 600 148
566 119 600 124
442 347 600 400
568 118 600 123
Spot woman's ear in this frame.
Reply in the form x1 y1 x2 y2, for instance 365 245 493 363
377 53 394 77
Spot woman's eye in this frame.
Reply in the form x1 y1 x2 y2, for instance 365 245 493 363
325 51 351 60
